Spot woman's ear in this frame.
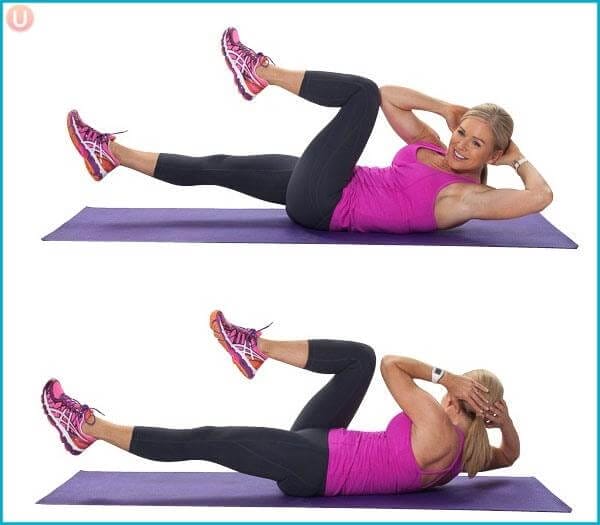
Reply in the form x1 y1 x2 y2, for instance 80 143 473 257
446 395 460 413
488 149 503 166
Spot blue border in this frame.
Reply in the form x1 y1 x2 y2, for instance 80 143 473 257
4 0 600 3
1 1 598 524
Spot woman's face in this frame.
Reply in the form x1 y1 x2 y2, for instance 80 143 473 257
447 117 501 171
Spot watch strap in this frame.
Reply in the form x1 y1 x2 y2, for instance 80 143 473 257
512 157 529 170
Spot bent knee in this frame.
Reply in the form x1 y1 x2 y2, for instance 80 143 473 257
352 342 377 376
349 76 380 105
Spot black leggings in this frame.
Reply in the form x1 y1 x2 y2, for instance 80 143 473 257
129 340 376 497
153 71 380 230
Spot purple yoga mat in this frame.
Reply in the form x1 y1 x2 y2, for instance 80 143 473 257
37 471 571 512
43 207 577 248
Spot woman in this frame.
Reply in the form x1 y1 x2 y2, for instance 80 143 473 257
67 28 552 234
42 311 520 497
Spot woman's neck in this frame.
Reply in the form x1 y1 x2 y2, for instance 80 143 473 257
438 156 483 182
449 412 472 434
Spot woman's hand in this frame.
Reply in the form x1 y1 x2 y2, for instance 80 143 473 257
484 400 513 429
445 104 469 132
442 372 490 413
491 140 523 166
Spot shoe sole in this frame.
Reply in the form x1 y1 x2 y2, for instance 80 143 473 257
209 310 255 379
66 112 106 181
221 30 255 101
41 379 84 455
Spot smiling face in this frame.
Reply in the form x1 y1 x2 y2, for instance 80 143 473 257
447 117 502 173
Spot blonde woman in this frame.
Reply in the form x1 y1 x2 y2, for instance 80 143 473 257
42 311 520 497
67 27 552 234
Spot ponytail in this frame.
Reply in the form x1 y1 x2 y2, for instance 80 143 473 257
459 369 504 477
461 411 493 478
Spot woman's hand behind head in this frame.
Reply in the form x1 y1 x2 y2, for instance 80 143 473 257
445 104 469 132
443 372 490 414
490 140 523 166
484 399 512 429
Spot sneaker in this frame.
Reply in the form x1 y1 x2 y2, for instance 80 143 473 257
67 110 127 181
41 379 101 455
221 27 272 100
210 310 271 379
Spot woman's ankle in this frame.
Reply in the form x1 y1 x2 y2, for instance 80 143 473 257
256 63 275 84
82 413 100 438
108 140 123 163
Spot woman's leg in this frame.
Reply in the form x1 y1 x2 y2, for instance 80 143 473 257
83 412 328 497
258 338 375 430
258 65 380 230
110 142 297 205
82 339 374 493
211 312 376 428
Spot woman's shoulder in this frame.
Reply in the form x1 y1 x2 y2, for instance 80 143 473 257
412 138 448 155
393 139 448 164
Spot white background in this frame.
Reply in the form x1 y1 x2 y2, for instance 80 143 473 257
3 2 597 522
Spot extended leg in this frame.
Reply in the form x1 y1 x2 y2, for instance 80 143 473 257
83 415 328 497
68 110 296 204
110 143 297 205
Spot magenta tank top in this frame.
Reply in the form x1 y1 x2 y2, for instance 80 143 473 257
324 412 465 496
329 141 478 234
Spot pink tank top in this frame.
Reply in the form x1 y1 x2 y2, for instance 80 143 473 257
329 141 478 233
324 412 465 496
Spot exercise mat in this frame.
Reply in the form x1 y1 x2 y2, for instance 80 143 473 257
38 471 571 512
43 207 577 248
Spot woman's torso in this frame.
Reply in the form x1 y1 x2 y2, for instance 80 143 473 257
324 412 464 496
329 141 479 234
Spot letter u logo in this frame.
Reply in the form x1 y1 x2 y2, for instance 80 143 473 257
7 6 34 32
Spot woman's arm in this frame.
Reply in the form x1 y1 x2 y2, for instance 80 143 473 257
463 142 553 220
380 356 490 428
480 400 521 470
379 86 465 145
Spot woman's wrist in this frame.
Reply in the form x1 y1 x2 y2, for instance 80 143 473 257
499 416 515 431
502 148 525 167
438 370 454 388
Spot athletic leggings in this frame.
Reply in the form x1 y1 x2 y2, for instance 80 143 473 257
153 71 380 230
129 340 376 497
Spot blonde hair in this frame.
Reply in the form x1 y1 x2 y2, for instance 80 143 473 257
461 103 514 185
460 369 504 478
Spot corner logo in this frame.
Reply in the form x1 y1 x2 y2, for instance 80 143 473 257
7 5 34 32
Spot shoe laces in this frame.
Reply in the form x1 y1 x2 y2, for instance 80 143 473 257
79 124 128 144
60 393 105 422
229 321 273 345
231 40 274 68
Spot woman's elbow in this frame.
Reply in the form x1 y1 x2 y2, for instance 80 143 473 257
380 354 396 371
535 186 553 211
379 85 406 105
379 86 392 105
380 355 403 372
527 186 554 213
506 451 520 467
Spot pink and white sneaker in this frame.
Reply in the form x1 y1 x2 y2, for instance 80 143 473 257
221 27 272 100
67 110 127 181
41 379 101 455
210 310 271 379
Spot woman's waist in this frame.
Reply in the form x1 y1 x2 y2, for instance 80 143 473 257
326 429 422 493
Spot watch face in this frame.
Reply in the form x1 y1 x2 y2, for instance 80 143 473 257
434 367 442 375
